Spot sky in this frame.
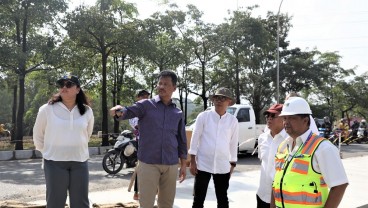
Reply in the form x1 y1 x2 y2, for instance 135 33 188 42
74 0 368 76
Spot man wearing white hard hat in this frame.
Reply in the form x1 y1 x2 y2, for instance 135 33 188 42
271 97 348 208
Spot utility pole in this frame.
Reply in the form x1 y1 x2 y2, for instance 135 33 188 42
276 0 284 103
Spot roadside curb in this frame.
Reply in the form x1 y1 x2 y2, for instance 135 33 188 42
0 146 113 161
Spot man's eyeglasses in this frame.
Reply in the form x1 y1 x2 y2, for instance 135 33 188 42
57 81 76 89
213 95 229 102
265 114 279 119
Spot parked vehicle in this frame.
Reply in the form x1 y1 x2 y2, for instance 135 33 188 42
102 130 138 174
187 104 266 154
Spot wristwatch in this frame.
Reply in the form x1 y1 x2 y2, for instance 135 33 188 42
230 162 236 167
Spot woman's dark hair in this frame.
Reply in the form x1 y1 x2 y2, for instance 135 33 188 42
48 88 90 115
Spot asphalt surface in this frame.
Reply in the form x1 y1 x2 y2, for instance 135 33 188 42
0 143 367 203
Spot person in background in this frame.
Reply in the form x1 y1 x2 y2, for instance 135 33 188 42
359 119 367 137
321 116 332 138
338 118 349 139
188 87 239 208
256 104 287 208
0 124 10 137
110 70 187 208
128 89 150 201
314 118 321 128
351 120 359 133
33 74 94 208
129 89 150 139
271 97 348 208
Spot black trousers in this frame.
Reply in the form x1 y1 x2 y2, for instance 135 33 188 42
192 170 230 208
256 194 270 208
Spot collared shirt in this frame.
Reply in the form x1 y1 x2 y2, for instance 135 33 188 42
33 102 94 162
257 129 288 203
120 95 187 165
188 109 239 174
282 129 349 188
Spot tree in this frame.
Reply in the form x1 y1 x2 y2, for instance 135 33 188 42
64 1 137 146
182 5 224 110
0 0 68 149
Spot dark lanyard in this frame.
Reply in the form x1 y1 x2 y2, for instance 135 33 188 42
285 131 313 163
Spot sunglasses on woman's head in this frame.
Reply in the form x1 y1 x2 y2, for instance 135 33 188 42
57 81 76 89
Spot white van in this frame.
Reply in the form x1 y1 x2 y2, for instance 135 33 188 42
187 104 266 154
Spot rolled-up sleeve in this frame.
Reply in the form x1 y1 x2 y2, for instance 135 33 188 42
33 105 48 153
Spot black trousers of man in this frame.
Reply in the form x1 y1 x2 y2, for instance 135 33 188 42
192 170 230 208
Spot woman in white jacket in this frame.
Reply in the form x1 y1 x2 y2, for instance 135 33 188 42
33 74 94 208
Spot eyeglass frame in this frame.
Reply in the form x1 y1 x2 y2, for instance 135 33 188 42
212 95 230 102
264 113 280 120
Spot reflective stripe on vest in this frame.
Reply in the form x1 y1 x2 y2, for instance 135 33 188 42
273 134 329 208
290 158 309 175
273 189 323 206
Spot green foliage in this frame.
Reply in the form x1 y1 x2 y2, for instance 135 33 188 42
0 1 367 150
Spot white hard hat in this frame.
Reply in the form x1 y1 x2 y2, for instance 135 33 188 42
279 97 312 116
124 143 136 157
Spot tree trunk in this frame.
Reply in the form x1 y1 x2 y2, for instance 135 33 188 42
235 53 240 104
101 52 109 146
15 74 25 150
201 61 207 110
11 84 17 143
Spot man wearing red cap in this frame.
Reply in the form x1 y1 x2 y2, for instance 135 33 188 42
256 104 288 208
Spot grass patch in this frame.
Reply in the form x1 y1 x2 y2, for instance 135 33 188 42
0 135 104 151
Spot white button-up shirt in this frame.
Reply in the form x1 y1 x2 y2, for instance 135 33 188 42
257 129 288 203
188 109 239 174
33 102 94 162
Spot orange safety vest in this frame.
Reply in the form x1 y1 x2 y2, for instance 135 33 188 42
273 133 329 208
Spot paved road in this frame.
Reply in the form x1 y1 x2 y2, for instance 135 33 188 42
0 143 367 203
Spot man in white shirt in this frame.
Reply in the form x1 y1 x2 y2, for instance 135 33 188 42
188 87 239 208
256 104 288 208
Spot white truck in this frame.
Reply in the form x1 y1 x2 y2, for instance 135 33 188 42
187 104 266 154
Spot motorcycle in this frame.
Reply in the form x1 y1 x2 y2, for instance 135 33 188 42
318 127 332 139
102 130 138 174
318 127 326 137
329 129 343 146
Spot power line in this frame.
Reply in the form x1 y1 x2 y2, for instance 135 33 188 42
293 20 368 27
292 36 368 42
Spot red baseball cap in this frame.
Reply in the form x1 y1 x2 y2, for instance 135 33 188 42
264 104 283 115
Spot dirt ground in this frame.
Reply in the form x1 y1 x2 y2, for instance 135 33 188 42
0 200 142 208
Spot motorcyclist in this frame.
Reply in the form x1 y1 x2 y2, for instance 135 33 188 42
359 119 367 137
351 120 360 137
315 118 321 128
337 118 349 139
321 116 332 138
0 124 10 137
